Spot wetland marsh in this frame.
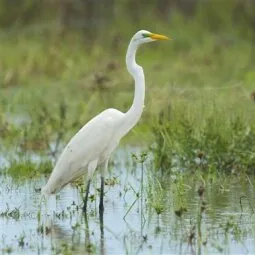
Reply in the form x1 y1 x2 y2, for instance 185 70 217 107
1 2 255 254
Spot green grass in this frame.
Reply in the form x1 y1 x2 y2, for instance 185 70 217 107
2 159 53 180
151 88 255 173
1 10 255 174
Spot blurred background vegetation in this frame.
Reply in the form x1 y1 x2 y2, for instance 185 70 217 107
0 0 255 32
1 0 255 86
1 0 255 174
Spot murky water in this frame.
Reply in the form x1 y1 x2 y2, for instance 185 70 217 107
0 148 255 254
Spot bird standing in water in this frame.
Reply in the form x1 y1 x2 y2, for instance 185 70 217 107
41 30 169 214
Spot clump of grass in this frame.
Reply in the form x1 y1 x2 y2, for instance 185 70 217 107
147 171 166 216
104 176 119 186
151 88 255 174
37 224 52 235
3 159 53 180
17 233 26 248
0 205 20 220
1 246 13 254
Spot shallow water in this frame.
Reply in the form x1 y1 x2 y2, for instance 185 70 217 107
0 148 255 255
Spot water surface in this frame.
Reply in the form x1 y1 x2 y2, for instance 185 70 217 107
0 148 255 254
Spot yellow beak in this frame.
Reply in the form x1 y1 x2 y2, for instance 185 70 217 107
150 33 170 40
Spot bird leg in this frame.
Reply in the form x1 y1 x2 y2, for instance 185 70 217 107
99 160 108 215
83 179 91 213
99 176 104 214
83 159 98 214
99 198 104 254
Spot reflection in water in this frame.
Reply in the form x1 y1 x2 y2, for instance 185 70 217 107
45 203 106 254
99 210 105 255
0 148 255 254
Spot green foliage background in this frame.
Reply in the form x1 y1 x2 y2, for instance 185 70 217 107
1 0 255 174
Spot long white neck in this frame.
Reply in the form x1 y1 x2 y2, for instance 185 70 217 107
120 40 145 136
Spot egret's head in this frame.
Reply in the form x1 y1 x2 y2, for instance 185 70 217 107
131 30 169 45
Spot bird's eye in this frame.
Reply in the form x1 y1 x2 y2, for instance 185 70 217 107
142 33 150 38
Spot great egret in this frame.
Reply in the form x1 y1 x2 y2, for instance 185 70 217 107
41 30 169 214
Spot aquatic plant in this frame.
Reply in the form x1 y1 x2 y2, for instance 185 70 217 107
151 95 255 174
3 159 53 180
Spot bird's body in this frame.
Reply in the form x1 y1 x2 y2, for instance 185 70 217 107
41 30 169 213
42 108 124 195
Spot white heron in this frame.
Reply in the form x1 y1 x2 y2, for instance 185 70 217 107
41 30 169 214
